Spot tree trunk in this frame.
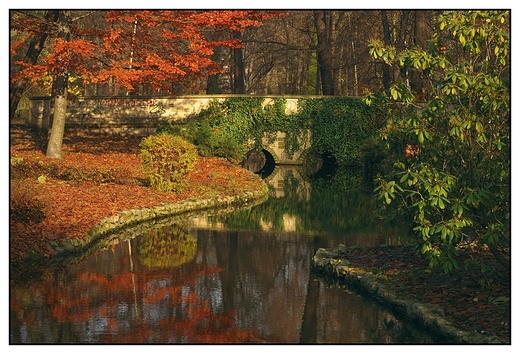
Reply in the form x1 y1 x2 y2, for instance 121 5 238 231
232 30 246 94
9 10 59 121
411 10 430 99
313 10 334 95
380 10 392 91
414 10 429 49
46 11 70 159
46 78 68 159
205 29 223 94
299 236 321 343
207 74 221 94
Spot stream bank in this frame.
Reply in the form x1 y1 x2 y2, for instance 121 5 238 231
311 244 509 344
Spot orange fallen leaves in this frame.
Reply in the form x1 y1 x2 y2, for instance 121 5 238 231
10 125 265 264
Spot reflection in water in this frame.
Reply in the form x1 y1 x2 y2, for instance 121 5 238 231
10 228 443 343
197 166 410 245
138 225 197 268
10 166 445 344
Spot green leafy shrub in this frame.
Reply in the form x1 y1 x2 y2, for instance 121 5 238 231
191 120 246 163
366 10 510 275
10 181 47 224
157 110 248 164
187 98 258 162
297 97 380 166
139 134 198 192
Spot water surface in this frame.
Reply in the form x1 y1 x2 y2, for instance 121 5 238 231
10 166 446 344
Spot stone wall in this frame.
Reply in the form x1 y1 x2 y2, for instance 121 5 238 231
43 187 269 267
28 95 301 136
28 95 308 165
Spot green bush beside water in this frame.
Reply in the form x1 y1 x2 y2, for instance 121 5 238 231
140 134 198 192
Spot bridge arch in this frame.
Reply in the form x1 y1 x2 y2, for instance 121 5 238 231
242 145 337 180
241 149 276 175
302 150 338 179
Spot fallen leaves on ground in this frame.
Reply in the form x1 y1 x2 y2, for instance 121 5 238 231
10 123 264 263
340 244 510 342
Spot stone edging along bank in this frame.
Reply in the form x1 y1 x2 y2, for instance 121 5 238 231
311 244 507 344
44 186 269 262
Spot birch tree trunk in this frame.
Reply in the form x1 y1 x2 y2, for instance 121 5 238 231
46 11 70 159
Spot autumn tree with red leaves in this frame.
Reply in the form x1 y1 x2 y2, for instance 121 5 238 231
10 10 281 158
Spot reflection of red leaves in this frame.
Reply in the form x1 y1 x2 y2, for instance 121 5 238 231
108 318 119 332
37 261 267 343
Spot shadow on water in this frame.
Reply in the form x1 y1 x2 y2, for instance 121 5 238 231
307 271 449 344
302 151 338 180
257 149 276 179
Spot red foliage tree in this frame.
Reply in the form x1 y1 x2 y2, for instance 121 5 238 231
10 10 282 157
96 10 282 94
11 10 282 98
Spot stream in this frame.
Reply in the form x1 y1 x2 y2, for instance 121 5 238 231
10 166 448 344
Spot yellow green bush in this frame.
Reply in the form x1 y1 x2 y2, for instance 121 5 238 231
139 134 198 192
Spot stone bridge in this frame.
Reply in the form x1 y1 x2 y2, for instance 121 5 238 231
29 95 322 172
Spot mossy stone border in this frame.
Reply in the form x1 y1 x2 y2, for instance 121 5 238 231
311 244 508 344
40 186 269 263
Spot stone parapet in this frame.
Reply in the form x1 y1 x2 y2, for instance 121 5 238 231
27 95 306 136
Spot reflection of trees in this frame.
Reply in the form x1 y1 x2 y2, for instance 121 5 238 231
137 224 197 268
302 170 376 234
215 168 408 237
213 229 307 342
300 237 320 343
313 275 443 343
11 219 440 344
213 171 310 231
10 237 269 343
